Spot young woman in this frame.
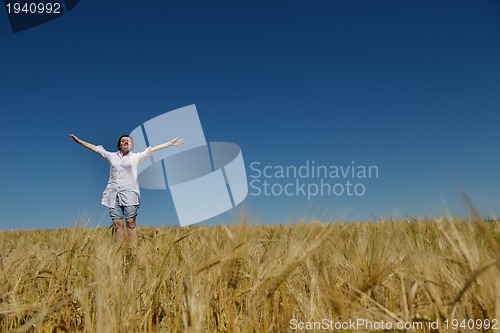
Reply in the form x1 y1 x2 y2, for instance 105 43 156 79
69 133 184 245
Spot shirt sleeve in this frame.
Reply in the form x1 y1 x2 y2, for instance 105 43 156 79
93 145 112 162
136 146 154 165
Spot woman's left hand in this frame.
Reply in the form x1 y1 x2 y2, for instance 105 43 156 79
170 137 185 146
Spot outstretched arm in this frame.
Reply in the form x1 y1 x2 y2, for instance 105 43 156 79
69 134 96 151
151 137 185 153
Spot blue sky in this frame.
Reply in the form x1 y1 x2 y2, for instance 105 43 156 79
1 0 499 230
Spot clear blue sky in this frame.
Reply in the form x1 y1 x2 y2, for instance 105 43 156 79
1 0 499 230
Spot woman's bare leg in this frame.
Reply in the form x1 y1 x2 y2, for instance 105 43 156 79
126 216 137 247
113 218 125 241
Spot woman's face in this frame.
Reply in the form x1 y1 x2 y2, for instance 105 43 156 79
119 136 132 153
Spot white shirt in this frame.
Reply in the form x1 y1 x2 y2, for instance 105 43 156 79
93 145 154 207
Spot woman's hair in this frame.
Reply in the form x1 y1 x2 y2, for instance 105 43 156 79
117 135 134 150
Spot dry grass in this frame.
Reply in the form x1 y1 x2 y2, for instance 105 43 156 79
0 217 499 332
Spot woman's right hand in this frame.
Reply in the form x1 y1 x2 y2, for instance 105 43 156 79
69 134 80 143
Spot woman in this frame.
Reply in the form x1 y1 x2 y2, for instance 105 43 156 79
69 133 184 245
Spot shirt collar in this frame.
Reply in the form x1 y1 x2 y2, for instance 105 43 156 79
118 150 131 158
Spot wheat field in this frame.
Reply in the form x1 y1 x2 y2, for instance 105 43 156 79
0 217 499 332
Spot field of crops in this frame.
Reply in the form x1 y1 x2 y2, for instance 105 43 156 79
1 217 499 332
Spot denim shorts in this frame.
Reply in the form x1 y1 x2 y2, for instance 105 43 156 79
108 196 139 219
